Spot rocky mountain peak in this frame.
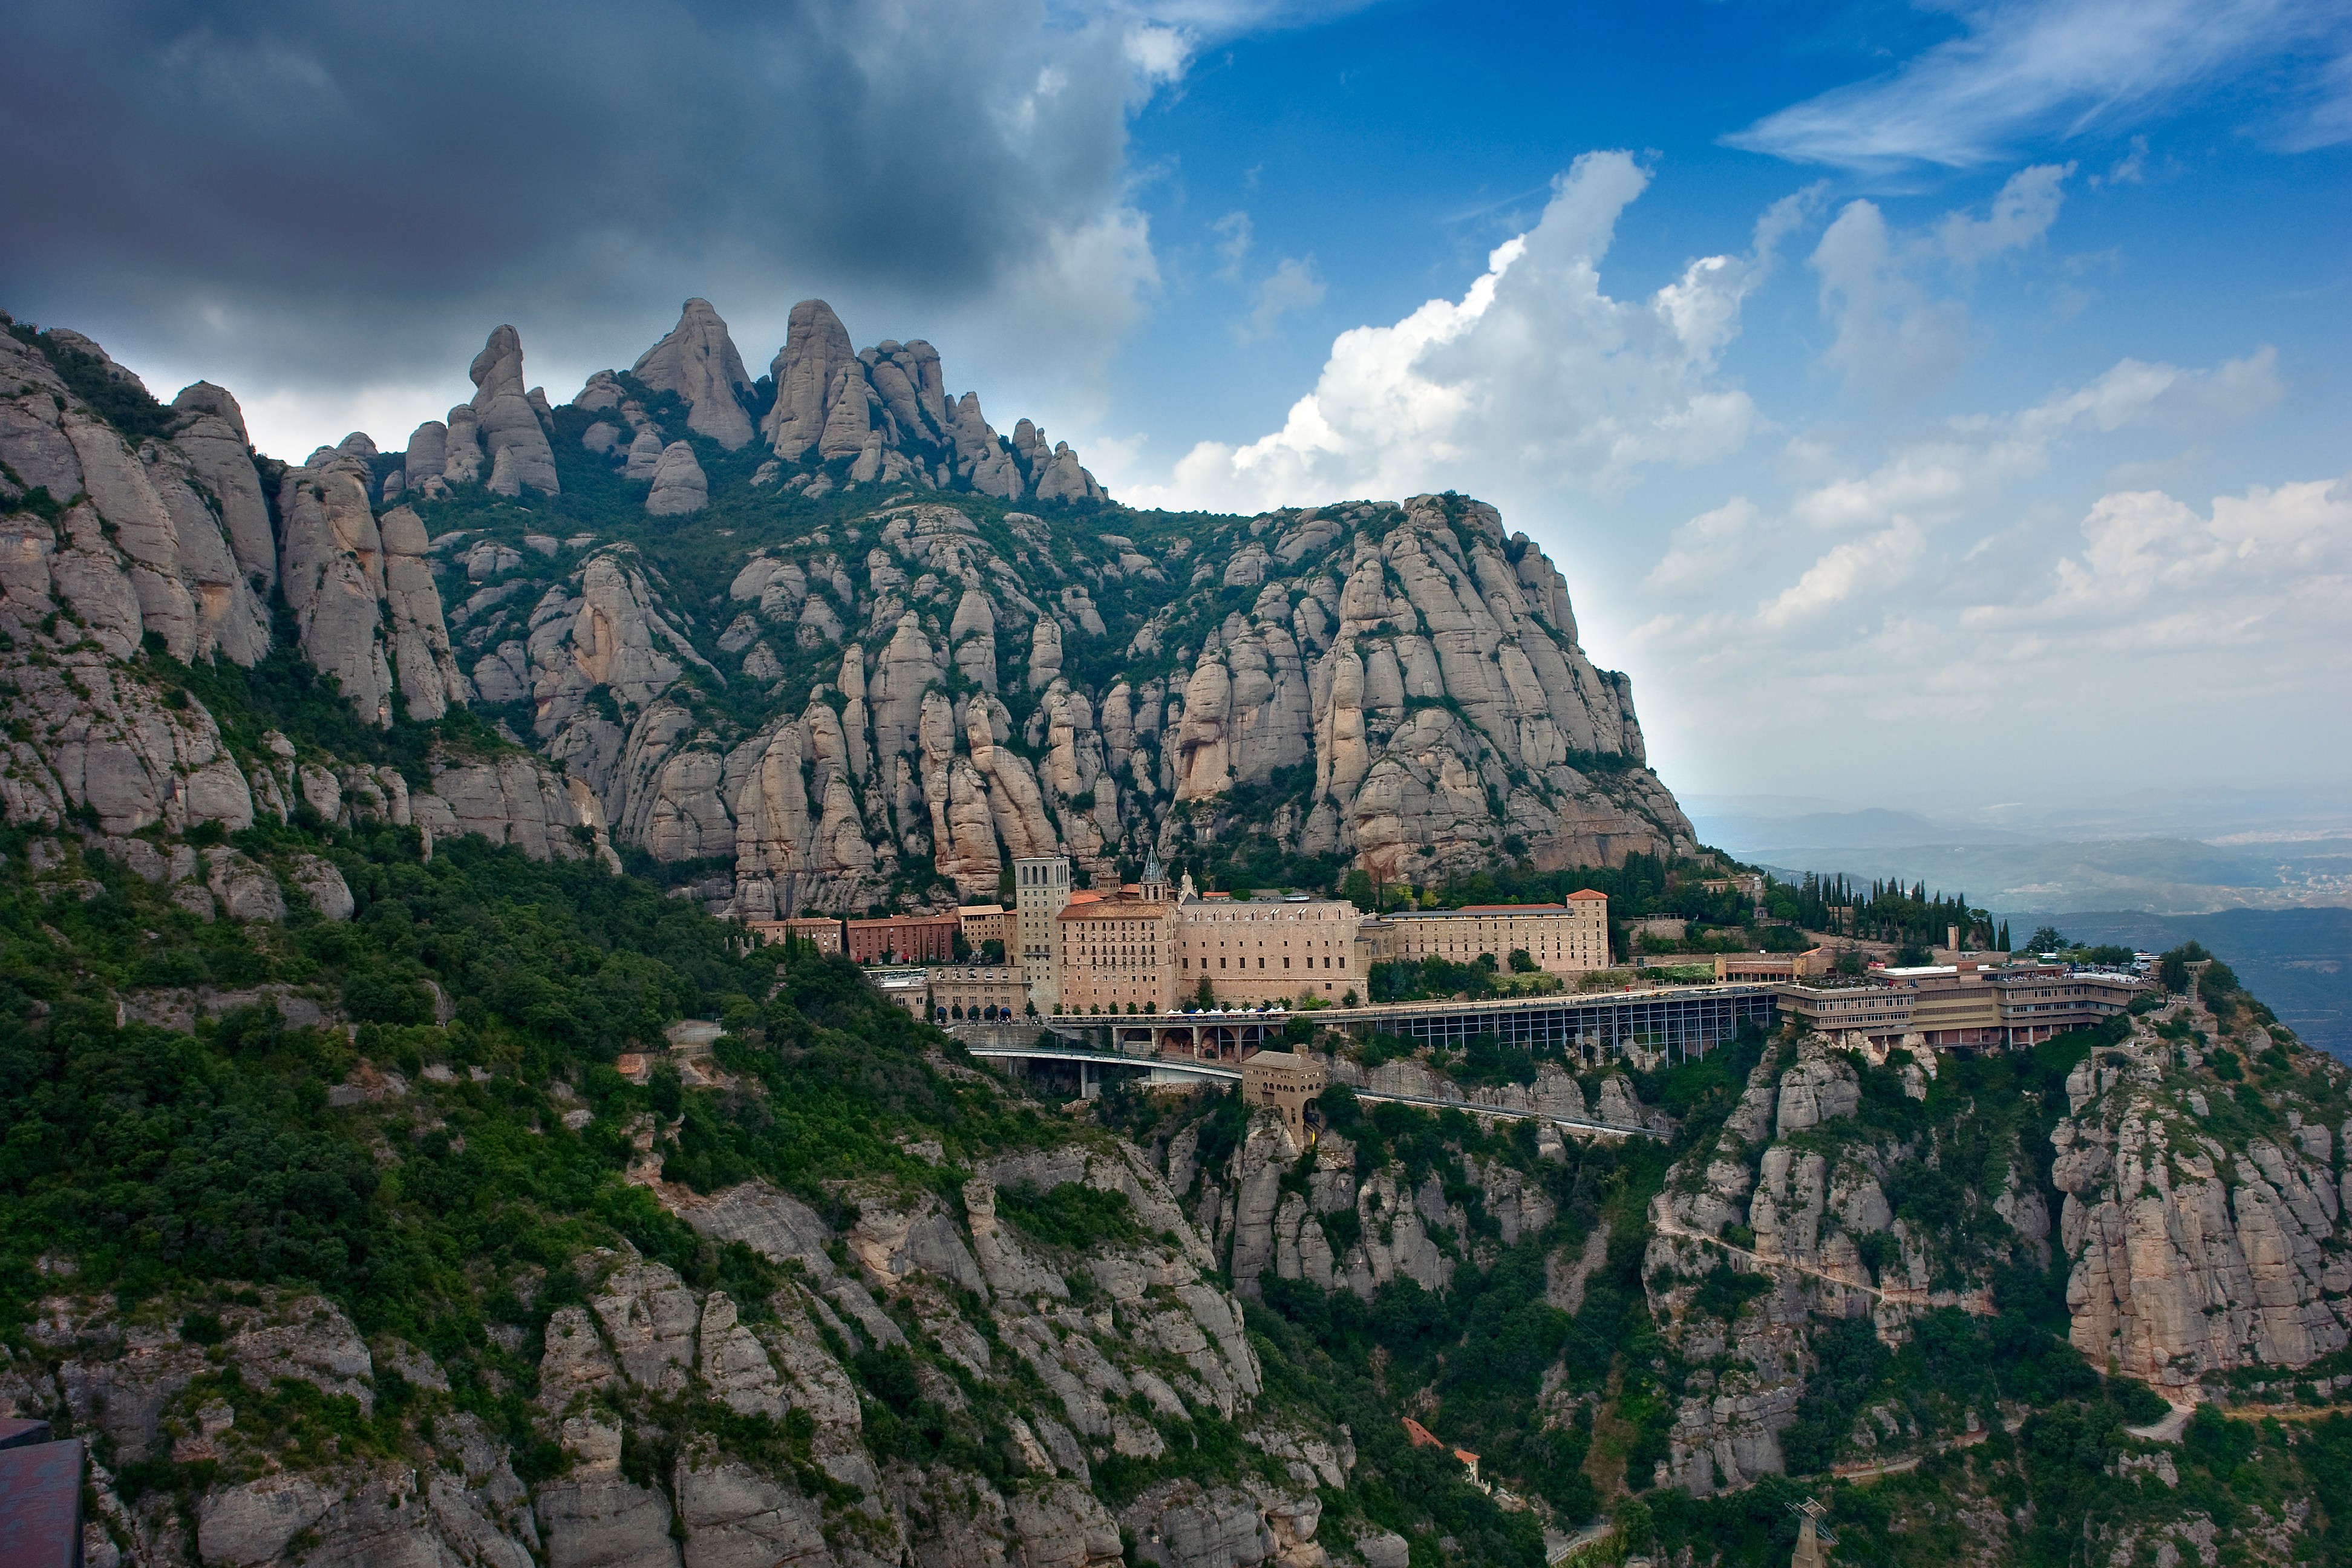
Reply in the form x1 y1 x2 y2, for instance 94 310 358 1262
632 298 756 449
466 324 560 497
763 298 858 460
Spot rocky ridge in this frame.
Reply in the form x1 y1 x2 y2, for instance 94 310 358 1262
436 488 1693 915
1 301 1691 913
0 315 612 859
2054 1000 2352 1390
2 1125 1351 1568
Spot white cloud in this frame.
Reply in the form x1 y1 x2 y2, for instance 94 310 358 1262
1965 473 2352 650
1936 162 2074 269
1625 350 2329 798
1246 255 1326 338
1633 346 2285 651
1213 211 1253 280
1812 164 2074 394
1812 201 1973 395
1645 497 1764 592
1758 521 1926 628
1728 0 2352 171
1131 153 1800 512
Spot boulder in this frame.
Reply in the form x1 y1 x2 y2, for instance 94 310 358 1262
205 847 286 923
645 442 708 516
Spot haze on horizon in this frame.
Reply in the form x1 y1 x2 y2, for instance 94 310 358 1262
4 0 2345 821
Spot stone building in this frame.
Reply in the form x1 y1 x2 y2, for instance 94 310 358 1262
1241 1050 1328 1145
1365 890 1609 975
846 912 958 964
930 964 1029 1021
745 915 844 953
867 968 932 1018
1054 858 1174 1014
1175 886 1363 1007
1014 855 1073 1013
957 903 1011 951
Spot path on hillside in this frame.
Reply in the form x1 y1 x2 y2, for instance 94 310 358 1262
1651 1215 1996 1316
1347 1086 1666 1141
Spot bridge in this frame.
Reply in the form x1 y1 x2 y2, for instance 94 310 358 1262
957 984 1776 1135
960 1042 1667 1140
1027 982 1780 1068
1306 983 1781 1063
962 1043 1239 1088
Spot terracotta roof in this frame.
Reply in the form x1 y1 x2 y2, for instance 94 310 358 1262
1402 1417 1442 1449
1567 889 1609 901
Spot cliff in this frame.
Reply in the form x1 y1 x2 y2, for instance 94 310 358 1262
2 299 1688 913
7 297 2348 1568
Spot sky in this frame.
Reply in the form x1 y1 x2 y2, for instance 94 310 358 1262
3 0 2347 822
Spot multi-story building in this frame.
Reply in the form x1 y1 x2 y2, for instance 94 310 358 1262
1175 887 1363 1006
957 904 1011 952
1776 962 2143 1048
1014 855 1073 1012
1055 859 1174 1014
846 912 958 965
930 965 1030 1021
1364 892 1610 976
867 968 932 1018
745 916 844 953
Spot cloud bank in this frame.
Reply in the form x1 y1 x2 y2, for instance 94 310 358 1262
1131 153 1811 513
1728 0 2352 169
0 0 1307 454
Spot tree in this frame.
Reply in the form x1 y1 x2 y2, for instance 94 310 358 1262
1508 949 1538 973
1476 952 1499 973
1997 920 2010 952
1194 975 1215 1009
2027 926 2068 954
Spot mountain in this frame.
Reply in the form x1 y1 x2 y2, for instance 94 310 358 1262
0 300 1690 914
5 303 2350 1568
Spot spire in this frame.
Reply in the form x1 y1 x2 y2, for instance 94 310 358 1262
1140 852 1166 902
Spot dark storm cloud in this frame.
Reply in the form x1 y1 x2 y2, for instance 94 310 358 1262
0 0 1154 393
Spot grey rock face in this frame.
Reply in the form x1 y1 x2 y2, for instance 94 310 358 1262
468 326 559 496
762 300 858 461
2057 1018 2352 1387
623 427 664 482
291 852 355 920
277 460 465 727
633 300 755 450
645 442 709 516
206 847 286 922
752 297 1101 500
28 1119 1332 1568
166 382 277 592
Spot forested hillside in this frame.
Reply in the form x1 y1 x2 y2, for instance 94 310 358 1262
5 304 2351 1568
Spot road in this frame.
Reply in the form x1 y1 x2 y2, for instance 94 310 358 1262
1650 1214 1996 1315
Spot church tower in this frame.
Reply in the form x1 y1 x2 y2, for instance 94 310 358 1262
1140 851 1167 903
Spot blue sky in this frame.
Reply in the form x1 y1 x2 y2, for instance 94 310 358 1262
3 0 2345 820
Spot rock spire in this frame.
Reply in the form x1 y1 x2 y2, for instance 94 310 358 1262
632 298 756 449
